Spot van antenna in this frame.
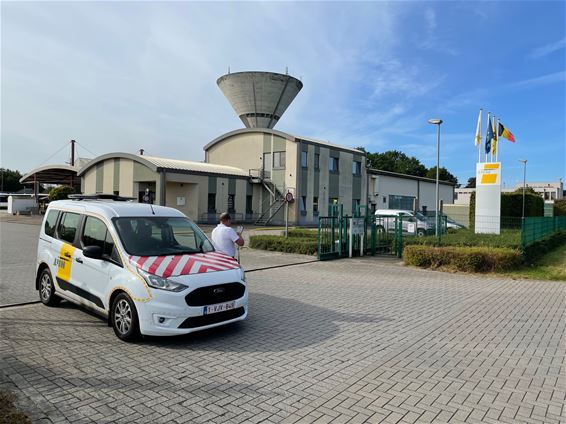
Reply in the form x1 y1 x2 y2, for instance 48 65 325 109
144 188 155 215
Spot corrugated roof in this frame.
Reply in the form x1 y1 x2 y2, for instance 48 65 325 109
142 155 248 177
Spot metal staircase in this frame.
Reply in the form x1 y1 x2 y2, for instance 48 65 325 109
250 169 286 226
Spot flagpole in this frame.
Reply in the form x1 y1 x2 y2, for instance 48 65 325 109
485 112 490 163
496 117 500 162
478 108 482 163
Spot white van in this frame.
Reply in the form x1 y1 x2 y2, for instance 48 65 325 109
36 195 248 341
374 209 434 237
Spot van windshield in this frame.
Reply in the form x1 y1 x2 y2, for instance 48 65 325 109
113 217 214 257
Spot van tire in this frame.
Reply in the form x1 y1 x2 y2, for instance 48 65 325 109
111 293 141 342
39 268 60 306
417 229 426 237
376 225 385 234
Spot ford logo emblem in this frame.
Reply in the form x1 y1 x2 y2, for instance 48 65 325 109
213 288 225 294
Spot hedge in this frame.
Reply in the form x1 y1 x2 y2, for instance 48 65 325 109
469 191 544 228
554 199 566 216
249 235 318 255
404 228 521 249
403 245 522 273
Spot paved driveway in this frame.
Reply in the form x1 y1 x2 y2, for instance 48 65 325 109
1 255 565 423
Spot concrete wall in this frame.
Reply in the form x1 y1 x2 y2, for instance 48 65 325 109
206 132 264 173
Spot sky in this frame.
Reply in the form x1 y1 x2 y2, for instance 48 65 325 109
1 1 565 188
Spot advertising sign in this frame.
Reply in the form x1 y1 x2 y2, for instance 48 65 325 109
475 162 501 234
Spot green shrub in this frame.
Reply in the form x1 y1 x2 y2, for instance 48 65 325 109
249 235 318 255
403 245 522 273
554 199 566 216
48 185 74 201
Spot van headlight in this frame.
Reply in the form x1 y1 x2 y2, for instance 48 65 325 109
137 269 188 292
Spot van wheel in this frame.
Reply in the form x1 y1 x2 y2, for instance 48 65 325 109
111 293 141 342
39 269 60 306
376 225 385 234
417 229 426 237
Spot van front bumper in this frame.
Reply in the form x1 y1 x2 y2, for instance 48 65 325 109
136 284 248 336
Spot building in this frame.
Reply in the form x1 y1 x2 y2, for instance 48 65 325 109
368 170 455 213
21 70 454 225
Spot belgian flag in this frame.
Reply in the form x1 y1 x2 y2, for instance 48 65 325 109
498 122 516 142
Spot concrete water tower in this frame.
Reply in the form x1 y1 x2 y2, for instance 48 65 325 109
217 71 303 129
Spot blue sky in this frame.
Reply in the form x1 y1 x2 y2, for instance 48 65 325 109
1 1 564 188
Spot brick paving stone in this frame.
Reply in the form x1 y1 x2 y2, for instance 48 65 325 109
1 224 565 423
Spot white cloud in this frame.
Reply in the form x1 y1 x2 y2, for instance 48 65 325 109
528 37 566 59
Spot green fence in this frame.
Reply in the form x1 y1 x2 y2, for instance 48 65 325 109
521 216 566 247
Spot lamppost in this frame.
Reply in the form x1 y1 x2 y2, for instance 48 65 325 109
519 159 527 219
428 118 443 241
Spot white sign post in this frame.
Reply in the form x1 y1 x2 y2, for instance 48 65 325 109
475 162 502 234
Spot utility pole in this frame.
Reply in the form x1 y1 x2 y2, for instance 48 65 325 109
519 159 527 219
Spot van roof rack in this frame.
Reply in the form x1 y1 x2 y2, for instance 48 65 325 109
68 194 136 202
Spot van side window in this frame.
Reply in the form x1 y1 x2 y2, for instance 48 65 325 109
82 216 119 262
57 212 81 243
44 210 59 237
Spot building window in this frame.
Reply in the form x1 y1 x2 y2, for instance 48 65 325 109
207 193 216 212
246 195 253 214
352 161 361 176
388 195 415 210
329 157 339 173
273 151 286 168
228 194 235 213
300 196 307 215
314 153 320 170
301 151 308 168
313 197 319 214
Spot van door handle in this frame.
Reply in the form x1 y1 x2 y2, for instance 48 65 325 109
75 257 83 264
64 252 72 258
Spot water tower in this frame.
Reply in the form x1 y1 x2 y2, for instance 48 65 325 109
217 71 303 129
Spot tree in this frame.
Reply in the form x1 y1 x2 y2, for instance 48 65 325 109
48 185 75 201
0 168 25 192
364 150 427 177
426 166 458 185
465 177 476 188
513 186 536 195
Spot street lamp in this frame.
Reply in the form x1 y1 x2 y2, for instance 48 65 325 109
428 118 443 240
519 159 527 219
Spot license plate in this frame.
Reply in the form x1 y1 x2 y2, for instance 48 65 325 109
204 301 235 315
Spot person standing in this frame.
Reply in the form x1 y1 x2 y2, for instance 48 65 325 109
211 212 244 257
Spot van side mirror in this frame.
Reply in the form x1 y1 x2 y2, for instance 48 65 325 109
83 245 103 260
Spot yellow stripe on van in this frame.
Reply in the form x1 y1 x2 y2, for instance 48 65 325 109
483 163 500 170
481 174 497 184
56 243 75 282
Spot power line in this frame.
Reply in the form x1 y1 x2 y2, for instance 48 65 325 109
34 141 71 168
75 141 98 158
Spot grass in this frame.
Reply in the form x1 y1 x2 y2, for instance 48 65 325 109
505 242 566 281
0 389 31 424
404 228 521 249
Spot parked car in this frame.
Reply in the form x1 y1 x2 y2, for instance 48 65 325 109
374 209 434 237
36 194 248 341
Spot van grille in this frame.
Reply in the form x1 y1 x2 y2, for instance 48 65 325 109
185 283 246 307
178 307 245 329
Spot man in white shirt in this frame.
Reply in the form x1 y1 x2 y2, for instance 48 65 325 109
211 213 244 257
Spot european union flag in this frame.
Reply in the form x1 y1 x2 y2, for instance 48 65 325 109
485 116 493 154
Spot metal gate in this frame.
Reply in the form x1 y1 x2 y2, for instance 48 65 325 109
318 205 403 260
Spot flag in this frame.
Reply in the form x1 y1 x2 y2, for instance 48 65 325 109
474 110 482 146
498 122 516 142
485 113 493 154
491 116 498 155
